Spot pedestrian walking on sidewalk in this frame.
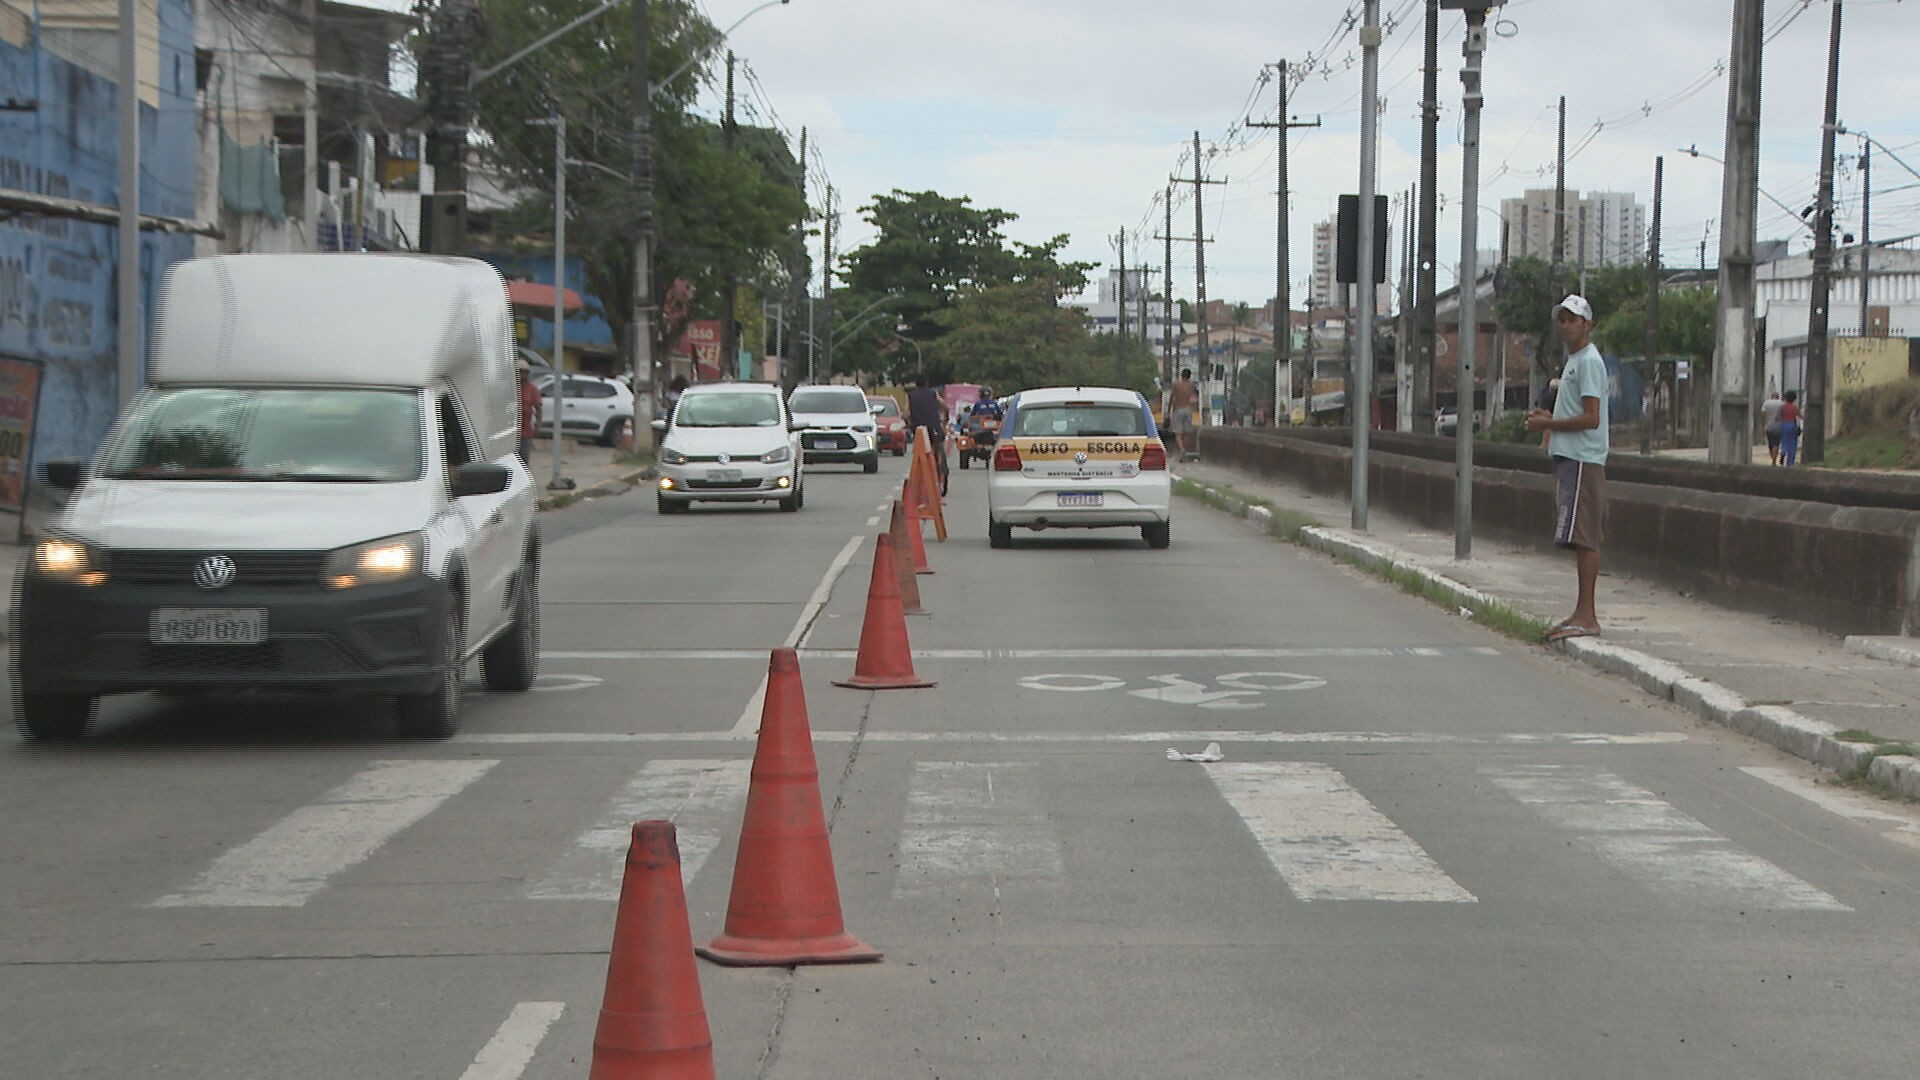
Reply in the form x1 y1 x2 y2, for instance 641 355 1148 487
1760 391 1784 465
517 359 541 465
1778 391 1801 467
1168 368 1198 460
1527 295 1609 642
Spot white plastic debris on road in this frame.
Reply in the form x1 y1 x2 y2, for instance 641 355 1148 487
1166 742 1225 762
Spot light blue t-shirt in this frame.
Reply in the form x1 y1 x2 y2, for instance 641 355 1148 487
1551 343 1610 465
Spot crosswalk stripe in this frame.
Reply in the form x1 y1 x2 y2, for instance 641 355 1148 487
895 762 1066 898
1485 765 1850 911
152 759 498 909
1207 761 1477 903
527 759 752 900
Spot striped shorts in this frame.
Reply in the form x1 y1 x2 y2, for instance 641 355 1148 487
1552 458 1606 551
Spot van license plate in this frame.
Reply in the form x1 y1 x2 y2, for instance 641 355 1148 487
708 468 742 482
1057 492 1104 507
150 608 268 645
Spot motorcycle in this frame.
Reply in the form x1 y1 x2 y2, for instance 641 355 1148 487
955 414 1000 469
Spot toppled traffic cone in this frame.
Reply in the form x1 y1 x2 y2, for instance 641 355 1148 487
888 500 927 615
699 649 883 967
590 821 716 1079
832 533 936 690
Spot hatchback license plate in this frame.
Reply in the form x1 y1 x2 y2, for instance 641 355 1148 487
708 468 742 482
150 608 267 645
1057 492 1104 507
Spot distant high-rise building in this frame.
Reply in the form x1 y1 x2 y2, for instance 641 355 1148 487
1499 189 1647 269
1311 218 1337 311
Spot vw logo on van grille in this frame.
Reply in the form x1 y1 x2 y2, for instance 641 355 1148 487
717 453 731 465
193 555 238 590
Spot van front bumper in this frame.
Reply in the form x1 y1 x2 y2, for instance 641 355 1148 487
12 576 451 697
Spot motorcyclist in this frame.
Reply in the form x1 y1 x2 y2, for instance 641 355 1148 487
967 387 1004 437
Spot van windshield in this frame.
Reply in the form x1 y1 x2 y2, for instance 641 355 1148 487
674 393 781 428
787 388 867 414
100 388 424 482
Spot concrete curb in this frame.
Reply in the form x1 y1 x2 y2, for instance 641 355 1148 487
1844 635 1920 668
1177 479 1920 801
537 466 655 511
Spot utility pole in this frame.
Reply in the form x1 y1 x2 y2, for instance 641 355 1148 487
1550 92 1566 397
821 184 835 378
628 0 657 438
1352 0 1382 530
1448 0 1495 558
532 114 574 491
116 0 140 406
1644 155 1663 456
420 0 475 256
1414 0 1439 438
785 126 807 396
1171 134 1226 451
1115 228 1129 384
1249 60 1320 428
1804 0 1842 463
720 51 739 381
1859 137 1871 335
1399 188 1415 430
1709 0 1763 464
1162 187 1175 394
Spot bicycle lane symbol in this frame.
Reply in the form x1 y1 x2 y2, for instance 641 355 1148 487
1016 672 1326 710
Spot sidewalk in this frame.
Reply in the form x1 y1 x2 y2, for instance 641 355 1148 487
1170 457 1920 800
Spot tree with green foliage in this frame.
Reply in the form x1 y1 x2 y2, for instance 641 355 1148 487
465 0 805 371
922 282 1158 396
833 190 1096 381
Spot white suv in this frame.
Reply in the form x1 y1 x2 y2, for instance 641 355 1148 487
788 385 881 473
654 383 803 513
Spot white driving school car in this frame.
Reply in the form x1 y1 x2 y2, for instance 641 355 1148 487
985 386 1172 549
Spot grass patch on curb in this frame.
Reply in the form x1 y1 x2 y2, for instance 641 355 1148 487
1830 729 1920 792
614 449 655 468
1172 477 1551 644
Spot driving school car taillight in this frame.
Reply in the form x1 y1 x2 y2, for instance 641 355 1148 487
993 443 1023 471
1139 442 1167 471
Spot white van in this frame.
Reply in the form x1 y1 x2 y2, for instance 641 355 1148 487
10 254 540 740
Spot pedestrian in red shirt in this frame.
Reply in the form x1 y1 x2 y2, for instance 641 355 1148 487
517 360 542 464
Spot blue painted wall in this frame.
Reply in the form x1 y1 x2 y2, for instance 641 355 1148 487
0 0 198 471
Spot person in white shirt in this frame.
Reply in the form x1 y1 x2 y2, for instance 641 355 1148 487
1526 295 1609 642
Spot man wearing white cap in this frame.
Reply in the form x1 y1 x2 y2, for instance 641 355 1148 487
1526 294 1608 641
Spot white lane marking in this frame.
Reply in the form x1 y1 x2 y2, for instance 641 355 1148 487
542 646 1503 661
785 534 866 650
528 759 751 900
153 760 498 908
1742 766 1920 849
1208 761 1476 903
458 1001 565 1080
1127 673 1263 709
730 675 769 738
866 515 881 526
455 730 1691 747
1486 765 1850 911
895 762 1065 898
529 673 602 694
1018 673 1127 692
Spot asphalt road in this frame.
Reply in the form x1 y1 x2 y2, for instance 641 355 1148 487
5 453 1919 1078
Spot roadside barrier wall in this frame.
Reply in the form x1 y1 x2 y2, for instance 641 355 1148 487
1200 428 1920 636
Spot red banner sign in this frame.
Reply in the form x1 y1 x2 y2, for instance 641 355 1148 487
0 355 44 513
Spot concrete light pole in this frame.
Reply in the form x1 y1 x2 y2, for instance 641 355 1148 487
1353 0 1382 530
1441 0 1506 558
531 115 574 491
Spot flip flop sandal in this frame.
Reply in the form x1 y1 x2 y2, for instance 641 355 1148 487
1545 624 1600 642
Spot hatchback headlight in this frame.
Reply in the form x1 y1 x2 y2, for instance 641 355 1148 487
760 444 792 464
324 532 424 589
659 447 688 466
32 537 109 585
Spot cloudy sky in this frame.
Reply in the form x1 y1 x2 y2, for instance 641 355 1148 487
700 0 1920 311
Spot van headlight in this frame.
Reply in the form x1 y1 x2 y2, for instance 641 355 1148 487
660 447 688 466
760 445 792 464
324 533 424 589
32 537 109 585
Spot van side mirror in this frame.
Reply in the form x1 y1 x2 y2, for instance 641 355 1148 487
649 418 667 434
42 460 86 491
451 462 511 497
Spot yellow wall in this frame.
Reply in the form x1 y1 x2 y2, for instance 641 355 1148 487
1834 337 1907 395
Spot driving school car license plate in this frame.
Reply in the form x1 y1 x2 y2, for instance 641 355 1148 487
150 608 268 645
1057 492 1104 507
708 468 742 482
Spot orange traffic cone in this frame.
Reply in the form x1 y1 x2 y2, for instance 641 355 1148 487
590 821 716 1079
897 481 933 575
699 649 883 967
888 501 927 615
911 428 948 541
832 533 936 690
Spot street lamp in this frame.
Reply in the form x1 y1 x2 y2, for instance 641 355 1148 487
652 0 791 93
